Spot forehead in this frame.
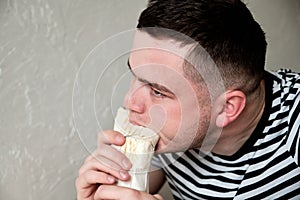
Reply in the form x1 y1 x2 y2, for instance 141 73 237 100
128 31 198 97
129 31 189 72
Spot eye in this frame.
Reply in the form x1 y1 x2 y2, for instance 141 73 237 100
151 87 166 98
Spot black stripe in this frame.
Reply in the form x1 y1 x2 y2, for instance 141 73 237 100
252 172 300 199
283 99 298 107
246 150 289 179
255 131 285 151
166 172 204 199
268 103 281 117
186 151 247 175
263 121 288 136
288 96 300 132
264 111 289 128
280 186 300 199
237 162 296 195
167 157 239 193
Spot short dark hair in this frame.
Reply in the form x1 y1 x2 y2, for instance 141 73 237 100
137 0 267 96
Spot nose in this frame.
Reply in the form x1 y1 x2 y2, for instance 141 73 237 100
123 79 146 114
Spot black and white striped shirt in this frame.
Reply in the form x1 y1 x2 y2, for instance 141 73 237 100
152 70 300 199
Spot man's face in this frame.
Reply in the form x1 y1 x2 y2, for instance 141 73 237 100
123 31 213 153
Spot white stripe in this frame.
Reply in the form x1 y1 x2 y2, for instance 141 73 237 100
164 155 238 198
269 177 300 199
249 138 286 166
190 151 253 172
236 168 300 199
263 117 288 133
243 148 294 184
256 126 287 146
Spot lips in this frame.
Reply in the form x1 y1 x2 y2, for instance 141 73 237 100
129 118 142 126
128 113 147 127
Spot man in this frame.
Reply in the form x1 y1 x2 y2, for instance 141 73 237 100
76 0 300 199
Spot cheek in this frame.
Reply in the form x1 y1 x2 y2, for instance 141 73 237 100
155 101 204 152
147 104 167 132
148 103 182 140
164 108 182 136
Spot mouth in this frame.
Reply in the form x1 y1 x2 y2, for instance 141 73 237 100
128 112 146 127
154 140 160 151
129 118 144 127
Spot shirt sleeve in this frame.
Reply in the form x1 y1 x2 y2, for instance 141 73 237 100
151 154 163 169
285 71 300 166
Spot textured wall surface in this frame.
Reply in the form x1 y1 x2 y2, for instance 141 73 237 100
0 0 147 199
248 0 300 71
0 0 299 200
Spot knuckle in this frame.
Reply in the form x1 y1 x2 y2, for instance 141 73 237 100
83 170 101 185
126 188 140 197
98 131 109 142
84 171 95 182
83 156 91 164
78 166 85 176
98 131 104 140
75 176 80 188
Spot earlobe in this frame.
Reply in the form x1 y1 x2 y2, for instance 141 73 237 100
215 91 246 128
216 111 228 128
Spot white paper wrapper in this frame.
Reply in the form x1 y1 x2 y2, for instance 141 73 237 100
113 107 159 192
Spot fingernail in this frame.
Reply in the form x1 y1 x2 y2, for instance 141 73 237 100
122 158 131 169
119 170 129 179
115 135 124 143
107 176 115 183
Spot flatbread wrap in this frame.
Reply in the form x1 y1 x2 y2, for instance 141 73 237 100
113 107 159 192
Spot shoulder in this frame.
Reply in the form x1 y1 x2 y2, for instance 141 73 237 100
270 69 300 91
270 69 300 165
266 69 299 113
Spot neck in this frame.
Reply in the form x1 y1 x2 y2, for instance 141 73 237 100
212 81 266 156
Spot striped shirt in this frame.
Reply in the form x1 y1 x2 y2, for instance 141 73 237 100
152 70 300 199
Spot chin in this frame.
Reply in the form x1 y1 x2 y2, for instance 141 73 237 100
154 141 172 154
155 140 190 154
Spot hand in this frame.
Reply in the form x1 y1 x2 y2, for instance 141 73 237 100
76 130 133 200
94 185 164 200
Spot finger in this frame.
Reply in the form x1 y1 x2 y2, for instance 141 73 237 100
83 150 98 164
98 143 132 170
94 185 141 200
85 146 132 171
76 182 97 200
78 157 130 181
92 154 124 172
98 130 126 146
94 185 163 200
76 171 115 200
97 130 132 170
76 170 115 189
85 141 132 171
153 194 164 200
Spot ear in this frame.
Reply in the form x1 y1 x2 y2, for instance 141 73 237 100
215 90 246 128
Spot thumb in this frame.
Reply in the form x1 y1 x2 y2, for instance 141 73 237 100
153 194 164 200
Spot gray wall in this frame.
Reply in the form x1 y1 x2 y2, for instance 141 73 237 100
0 0 299 199
248 0 300 71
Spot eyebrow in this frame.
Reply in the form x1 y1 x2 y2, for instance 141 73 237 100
127 59 175 95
